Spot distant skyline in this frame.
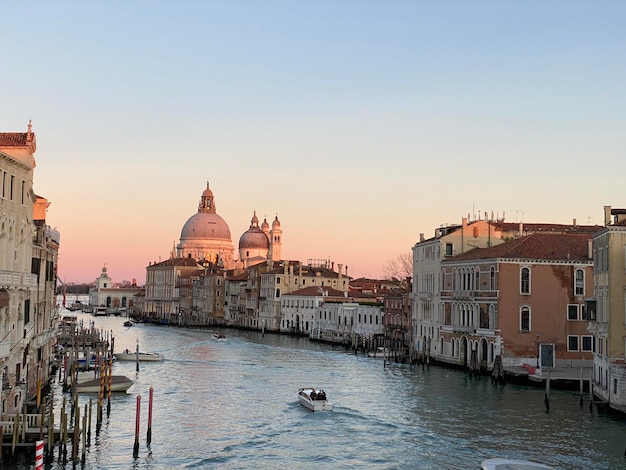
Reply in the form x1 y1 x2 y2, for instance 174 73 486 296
3 2 624 284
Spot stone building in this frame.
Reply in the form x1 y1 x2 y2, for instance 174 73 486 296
88 265 141 312
589 206 626 412
0 121 58 415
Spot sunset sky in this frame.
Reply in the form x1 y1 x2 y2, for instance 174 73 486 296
2 2 624 285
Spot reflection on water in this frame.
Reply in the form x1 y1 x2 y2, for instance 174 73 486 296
12 312 626 469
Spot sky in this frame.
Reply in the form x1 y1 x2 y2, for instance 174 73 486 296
2 1 625 285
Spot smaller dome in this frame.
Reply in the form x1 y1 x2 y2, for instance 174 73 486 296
239 211 269 249
261 217 270 231
272 215 281 228
239 230 269 250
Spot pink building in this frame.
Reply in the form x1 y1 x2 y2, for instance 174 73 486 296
439 232 595 373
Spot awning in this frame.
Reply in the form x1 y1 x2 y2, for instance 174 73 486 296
0 290 8 307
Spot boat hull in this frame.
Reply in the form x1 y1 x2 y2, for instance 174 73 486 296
75 375 134 393
298 388 332 412
481 458 555 470
115 352 164 362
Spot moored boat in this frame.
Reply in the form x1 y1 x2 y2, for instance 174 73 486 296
481 458 555 470
297 387 332 412
114 349 164 361
75 375 134 393
70 371 134 393
367 347 389 358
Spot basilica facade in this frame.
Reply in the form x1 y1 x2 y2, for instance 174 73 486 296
175 182 282 268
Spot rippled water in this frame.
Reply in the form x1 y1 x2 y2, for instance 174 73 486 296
12 312 626 469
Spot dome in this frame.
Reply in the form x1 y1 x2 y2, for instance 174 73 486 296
177 183 235 268
239 229 269 249
180 212 231 240
239 211 269 249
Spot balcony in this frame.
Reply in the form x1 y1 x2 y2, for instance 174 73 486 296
451 290 473 300
452 325 474 334
0 340 10 360
0 271 38 289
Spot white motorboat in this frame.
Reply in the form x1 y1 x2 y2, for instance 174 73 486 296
114 349 164 361
367 347 389 358
298 387 332 412
481 458 555 469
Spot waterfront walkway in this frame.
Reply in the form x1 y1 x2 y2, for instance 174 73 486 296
506 364 592 391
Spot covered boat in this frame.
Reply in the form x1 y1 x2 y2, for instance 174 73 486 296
297 387 332 412
71 371 134 393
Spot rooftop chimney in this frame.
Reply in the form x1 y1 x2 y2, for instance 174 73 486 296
604 206 612 226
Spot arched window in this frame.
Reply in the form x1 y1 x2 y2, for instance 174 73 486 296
575 268 585 296
520 267 530 294
520 306 531 332
275 288 281 298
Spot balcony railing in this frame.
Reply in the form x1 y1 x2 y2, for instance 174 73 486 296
452 325 474 334
0 271 38 289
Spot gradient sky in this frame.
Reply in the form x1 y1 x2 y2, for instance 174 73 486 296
2 1 624 284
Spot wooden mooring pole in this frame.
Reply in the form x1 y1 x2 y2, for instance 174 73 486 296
579 366 584 408
147 387 153 446
544 368 551 411
133 395 141 458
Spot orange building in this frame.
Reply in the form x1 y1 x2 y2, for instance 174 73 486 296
439 232 595 374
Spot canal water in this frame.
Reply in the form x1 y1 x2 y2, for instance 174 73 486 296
19 312 626 469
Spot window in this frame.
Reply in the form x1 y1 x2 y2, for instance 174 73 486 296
520 306 530 332
575 268 584 296
567 304 579 320
445 243 453 256
520 267 530 294
582 336 593 352
568 335 579 351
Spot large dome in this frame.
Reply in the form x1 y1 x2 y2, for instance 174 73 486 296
176 183 235 268
181 212 231 240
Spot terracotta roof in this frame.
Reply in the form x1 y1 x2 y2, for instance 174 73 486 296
147 257 202 268
496 222 602 235
0 133 29 146
445 232 593 263
226 271 249 281
284 286 346 297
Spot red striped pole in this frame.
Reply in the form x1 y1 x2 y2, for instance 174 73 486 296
35 439 44 470
133 395 141 457
147 387 153 446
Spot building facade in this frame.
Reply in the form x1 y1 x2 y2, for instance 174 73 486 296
411 217 506 361
88 265 141 312
0 122 58 415
590 206 626 411
439 232 595 374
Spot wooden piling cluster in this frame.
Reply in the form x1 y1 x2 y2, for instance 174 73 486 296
0 317 116 465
